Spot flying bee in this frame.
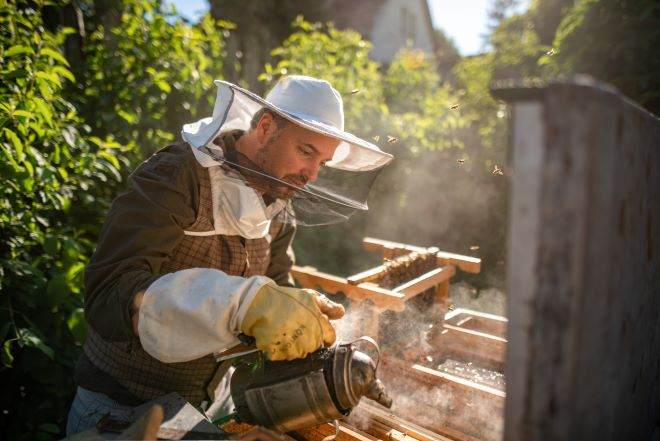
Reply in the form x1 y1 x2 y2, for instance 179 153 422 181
492 165 504 175
450 104 460 111
387 135 398 144
469 245 480 251
351 88 361 95
457 158 465 165
372 135 380 142
546 48 555 56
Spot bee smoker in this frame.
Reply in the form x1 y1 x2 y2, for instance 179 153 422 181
230 338 393 433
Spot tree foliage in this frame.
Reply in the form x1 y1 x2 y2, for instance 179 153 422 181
551 0 660 114
79 0 229 157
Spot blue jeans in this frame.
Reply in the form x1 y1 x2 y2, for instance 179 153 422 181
66 387 134 437
66 381 235 437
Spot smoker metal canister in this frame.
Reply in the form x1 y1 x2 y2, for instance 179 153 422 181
230 338 391 433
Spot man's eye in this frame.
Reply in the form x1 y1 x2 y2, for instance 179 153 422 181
299 147 312 157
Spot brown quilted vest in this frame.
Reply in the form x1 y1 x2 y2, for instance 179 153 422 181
83 147 281 406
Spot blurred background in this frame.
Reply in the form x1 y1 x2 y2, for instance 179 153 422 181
1 0 658 438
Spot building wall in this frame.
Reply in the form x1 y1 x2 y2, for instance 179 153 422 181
368 0 435 63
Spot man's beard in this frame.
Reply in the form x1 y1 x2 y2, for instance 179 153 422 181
253 136 308 201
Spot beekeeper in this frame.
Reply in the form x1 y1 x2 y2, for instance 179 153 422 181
66 75 393 436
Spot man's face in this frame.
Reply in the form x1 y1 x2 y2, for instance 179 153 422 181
255 119 339 200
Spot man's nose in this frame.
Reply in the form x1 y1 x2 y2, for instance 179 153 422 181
305 163 321 183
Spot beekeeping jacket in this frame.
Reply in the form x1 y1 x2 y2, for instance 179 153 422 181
75 132 295 406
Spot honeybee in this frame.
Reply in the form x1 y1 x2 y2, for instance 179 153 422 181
492 165 504 175
372 135 380 142
546 48 555 56
387 135 398 144
457 158 465 165
469 245 480 251
351 88 360 95
450 104 460 111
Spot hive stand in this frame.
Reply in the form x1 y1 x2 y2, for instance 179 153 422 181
291 237 481 340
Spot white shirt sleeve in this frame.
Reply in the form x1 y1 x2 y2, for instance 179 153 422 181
137 267 271 363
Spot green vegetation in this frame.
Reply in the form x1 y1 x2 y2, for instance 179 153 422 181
0 0 656 438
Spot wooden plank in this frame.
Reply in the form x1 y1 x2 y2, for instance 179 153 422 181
442 324 507 343
347 265 388 285
293 421 378 441
362 238 481 274
291 265 349 294
355 402 454 441
291 266 406 311
411 364 506 398
337 422 382 441
444 308 508 339
435 251 481 274
392 266 455 300
378 359 505 441
368 422 417 441
433 280 450 324
429 326 507 371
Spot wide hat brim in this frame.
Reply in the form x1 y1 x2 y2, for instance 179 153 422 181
181 80 393 172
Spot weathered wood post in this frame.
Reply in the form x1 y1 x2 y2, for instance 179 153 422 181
493 78 660 441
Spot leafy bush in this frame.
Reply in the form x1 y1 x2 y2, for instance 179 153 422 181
0 1 132 439
0 0 230 438
78 0 230 157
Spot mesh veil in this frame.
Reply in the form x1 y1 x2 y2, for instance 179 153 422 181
199 143 385 226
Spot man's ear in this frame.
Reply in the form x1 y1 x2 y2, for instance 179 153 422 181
256 112 279 143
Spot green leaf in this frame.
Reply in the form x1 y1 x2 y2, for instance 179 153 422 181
35 71 61 87
53 65 76 83
17 328 54 360
2 340 14 367
102 140 123 149
4 45 35 57
38 80 54 100
67 308 87 344
98 150 120 170
32 98 54 127
65 262 85 294
117 109 137 124
13 110 32 118
155 79 171 93
40 47 70 66
3 128 24 162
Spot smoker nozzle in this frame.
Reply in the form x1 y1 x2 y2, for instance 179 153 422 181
366 379 393 408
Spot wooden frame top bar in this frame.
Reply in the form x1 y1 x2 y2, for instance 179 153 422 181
362 237 481 274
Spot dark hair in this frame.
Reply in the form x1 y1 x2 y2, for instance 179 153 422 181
249 107 289 131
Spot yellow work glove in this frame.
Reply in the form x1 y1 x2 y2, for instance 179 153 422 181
241 284 345 361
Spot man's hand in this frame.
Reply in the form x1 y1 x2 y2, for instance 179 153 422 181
241 284 345 361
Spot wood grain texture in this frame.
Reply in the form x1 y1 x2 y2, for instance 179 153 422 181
501 81 660 441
